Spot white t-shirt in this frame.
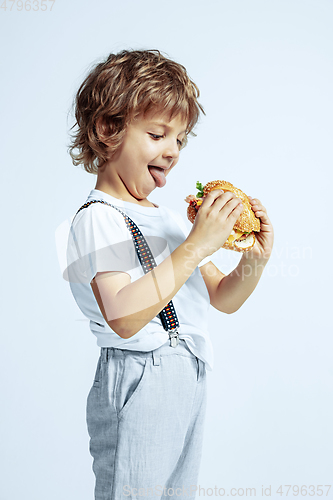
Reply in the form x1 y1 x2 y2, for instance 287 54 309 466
66 189 215 371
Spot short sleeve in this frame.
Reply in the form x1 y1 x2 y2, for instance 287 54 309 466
65 204 141 285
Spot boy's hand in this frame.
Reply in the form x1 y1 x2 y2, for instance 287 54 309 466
244 197 274 261
188 189 244 258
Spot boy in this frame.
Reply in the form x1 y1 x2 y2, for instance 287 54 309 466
66 49 274 499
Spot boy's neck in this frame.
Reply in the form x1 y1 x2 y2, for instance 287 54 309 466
94 182 158 208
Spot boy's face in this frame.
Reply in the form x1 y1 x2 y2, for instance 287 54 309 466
102 109 188 203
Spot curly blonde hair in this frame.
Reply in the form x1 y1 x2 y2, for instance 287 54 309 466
67 49 205 174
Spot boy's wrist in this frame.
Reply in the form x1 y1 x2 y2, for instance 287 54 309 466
183 235 217 263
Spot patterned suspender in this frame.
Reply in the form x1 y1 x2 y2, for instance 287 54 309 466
73 199 180 347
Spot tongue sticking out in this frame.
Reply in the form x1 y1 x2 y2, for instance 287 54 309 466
148 166 166 188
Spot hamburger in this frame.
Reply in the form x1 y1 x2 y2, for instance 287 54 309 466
185 180 261 253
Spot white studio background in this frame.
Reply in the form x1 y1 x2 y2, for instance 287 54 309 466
1 0 332 499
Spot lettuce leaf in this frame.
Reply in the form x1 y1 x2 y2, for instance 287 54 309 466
196 181 204 198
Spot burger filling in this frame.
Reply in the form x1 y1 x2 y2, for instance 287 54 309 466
234 233 255 249
227 229 253 245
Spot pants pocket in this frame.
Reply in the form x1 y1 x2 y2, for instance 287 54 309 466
116 354 149 420
92 356 102 387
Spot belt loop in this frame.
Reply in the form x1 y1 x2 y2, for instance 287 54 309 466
197 357 205 381
152 349 160 366
197 358 205 381
101 347 111 364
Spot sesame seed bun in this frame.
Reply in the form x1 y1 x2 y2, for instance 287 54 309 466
185 180 261 253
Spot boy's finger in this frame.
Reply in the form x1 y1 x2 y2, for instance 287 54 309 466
201 189 224 205
249 197 261 205
223 197 243 217
209 189 225 197
249 197 266 212
253 203 266 213
226 201 244 224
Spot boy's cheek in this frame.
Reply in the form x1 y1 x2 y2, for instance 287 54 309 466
167 160 179 173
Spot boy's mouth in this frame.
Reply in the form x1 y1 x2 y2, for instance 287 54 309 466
148 165 167 188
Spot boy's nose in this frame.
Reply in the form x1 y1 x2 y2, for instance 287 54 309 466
162 141 180 162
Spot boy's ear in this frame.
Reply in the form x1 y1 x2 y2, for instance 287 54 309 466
95 117 110 143
95 117 126 163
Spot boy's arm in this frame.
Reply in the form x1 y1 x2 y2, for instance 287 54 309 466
200 257 268 314
200 195 274 314
90 190 245 338
91 237 205 339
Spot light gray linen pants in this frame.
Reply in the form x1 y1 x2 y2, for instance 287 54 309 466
86 339 207 499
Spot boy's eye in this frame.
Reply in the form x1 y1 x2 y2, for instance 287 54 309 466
148 133 183 147
149 133 163 140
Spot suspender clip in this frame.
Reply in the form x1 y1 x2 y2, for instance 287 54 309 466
168 327 180 348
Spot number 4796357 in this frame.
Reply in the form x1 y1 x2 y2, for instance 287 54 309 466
1 0 56 12
276 485 331 496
